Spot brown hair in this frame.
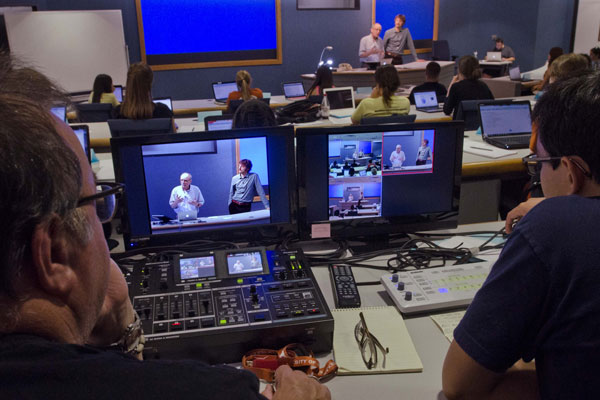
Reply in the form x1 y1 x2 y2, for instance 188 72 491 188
458 55 482 80
236 70 253 101
120 62 154 119
549 54 589 82
394 14 406 24
375 64 400 108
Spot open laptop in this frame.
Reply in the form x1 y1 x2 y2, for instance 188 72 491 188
324 86 356 118
413 91 443 113
113 85 124 102
204 115 233 131
212 81 238 104
479 101 532 149
282 82 306 100
153 96 173 110
70 124 90 163
177 209 198 222
486 51 502 62
51 105 67 122
508 66 534 82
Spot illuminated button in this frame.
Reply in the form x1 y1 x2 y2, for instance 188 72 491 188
253 313 266 322
237 278 244 284
195 283 203 289
290 255 296 260
308 308 320 314
292 310 304 317
170 321 183 331
219 319 228 325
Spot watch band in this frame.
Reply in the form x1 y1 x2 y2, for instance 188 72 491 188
113 310 146 356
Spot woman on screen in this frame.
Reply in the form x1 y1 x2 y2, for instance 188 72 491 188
351 64 410 124
113 63 173 122
306 65 334 97
226 70 263 111
88 74 119 106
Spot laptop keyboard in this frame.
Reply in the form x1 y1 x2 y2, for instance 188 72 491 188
501 136 530 144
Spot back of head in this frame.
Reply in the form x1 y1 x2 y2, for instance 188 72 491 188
309 65 333 95
232 99 277 128
591 47 600 59
91 74 113 103
121 62 154 119
549 53 589 82
425 61 441 80
548 47 564 66
375 64 400 107
458 55 481 80
533 71 600 184
236 70 253 101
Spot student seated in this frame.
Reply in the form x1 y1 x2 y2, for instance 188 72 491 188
226 70 263 111
408 61 447 104
306 65 334 97
232 99 277 128
113 62 174 122
88 74 119 106
351 64 410 124
442 71 600 400
443 55 494 119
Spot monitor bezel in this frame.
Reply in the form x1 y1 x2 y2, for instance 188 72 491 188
110 126 297 249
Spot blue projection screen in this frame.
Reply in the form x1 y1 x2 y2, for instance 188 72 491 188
374 0 438 44
136 0 282 70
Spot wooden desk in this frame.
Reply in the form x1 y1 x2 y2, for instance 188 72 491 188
301 61 455 90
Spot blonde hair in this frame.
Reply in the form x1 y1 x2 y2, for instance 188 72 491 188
121 63 154 119
236 70 253 101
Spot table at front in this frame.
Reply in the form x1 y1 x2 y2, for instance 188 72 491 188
301 61 455 91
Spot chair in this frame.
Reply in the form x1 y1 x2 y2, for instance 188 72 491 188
431 40 456 61
454 99 512 131
228 97 270 114
77 103 113 122
360 114 417 125
107 118 174 138
480 78 522 98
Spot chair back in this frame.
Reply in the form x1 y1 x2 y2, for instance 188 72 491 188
228 97 270 114
432 40 450 61
77 103 113 122
360 114 417 125
455 99 511 131
107 118 173 138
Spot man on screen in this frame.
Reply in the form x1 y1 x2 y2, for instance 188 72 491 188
390 144 406 168
228 159 270 214
169 172 204 215
416 139 432 165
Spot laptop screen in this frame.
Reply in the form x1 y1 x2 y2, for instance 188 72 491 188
414 91 438 108
486 51 501 61
71 124 90 163
479 103 532 137
51 106 66 122
325 87 355 110
153 97 173 110
212 81 238 101
114 85 123 102
283 82 305 98
206 118 233 131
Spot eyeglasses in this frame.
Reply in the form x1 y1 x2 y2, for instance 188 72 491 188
354 312 389 369
522 154 592 178
77 182 125 224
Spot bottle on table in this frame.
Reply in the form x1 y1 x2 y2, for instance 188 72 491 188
320 93 329 119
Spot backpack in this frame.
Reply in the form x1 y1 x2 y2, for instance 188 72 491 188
275 100 320 124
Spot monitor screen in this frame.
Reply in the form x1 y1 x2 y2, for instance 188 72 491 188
71 124 90 163
213 82 238 101
153 97 173 110
324 88 354 110
414 91 438 108
296 122 464 241
114 85 123 102
283 82 305 98
111 126 296 248
206 118 233 131
51 105 66 122
479 102 532 137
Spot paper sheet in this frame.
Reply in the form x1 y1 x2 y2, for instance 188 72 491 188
430 311 466 342
463 139 517 159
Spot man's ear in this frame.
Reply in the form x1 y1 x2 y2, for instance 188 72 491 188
563 156 587 195
30 216 76 297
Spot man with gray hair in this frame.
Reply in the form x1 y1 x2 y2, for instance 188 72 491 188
169 171 204 215
359 23 384 66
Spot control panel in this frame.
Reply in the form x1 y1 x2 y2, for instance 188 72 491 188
123 247 334 364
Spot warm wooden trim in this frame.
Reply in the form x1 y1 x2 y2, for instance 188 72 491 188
91 138 111 148
433 0 439 40
235 139 240 167
372 1 376 24
462 159 526 177
138 0 282 71
404 48 432 54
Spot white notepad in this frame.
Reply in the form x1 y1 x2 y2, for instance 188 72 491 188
332 306 423 375
430 310 466 342
463 139 517 158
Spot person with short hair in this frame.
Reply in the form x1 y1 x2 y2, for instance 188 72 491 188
443 55 494 118
359 23 384 66
389 144 406 168
228 159 269 214
232 99 277 128
486 37 515 62
226 70 263 110
169 172 204 216
351 64 410 124
382 14 422 64
415 139 431 165
443 71 600 400
408 61 447 104
591 47 600 70
88 74 119 106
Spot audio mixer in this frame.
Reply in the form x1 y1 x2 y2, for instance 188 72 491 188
122 247 334 364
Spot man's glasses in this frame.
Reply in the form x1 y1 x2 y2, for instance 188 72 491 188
522 154 592 178
77 182 124 224
354 312 389 369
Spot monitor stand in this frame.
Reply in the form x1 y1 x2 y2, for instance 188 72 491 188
346 233 410 255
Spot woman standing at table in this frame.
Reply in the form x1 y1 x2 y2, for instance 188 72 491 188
443 55 494 119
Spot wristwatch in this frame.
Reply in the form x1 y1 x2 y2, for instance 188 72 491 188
112 310 146 357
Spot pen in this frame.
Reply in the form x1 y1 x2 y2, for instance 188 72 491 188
470 146 493 151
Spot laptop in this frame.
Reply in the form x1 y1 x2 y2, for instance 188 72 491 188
486 51 502 62
323 86 356 118
212 81 238 104
113 85 124 102
205 115 234 131
70 124 90 163
508 66 534 82
479 101 532 149
51 105 67 122
413 91 443 113
282 82 306 100
153 96 173 110
177 209 198 222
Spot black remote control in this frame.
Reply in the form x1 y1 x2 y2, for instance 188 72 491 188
329 264 361 308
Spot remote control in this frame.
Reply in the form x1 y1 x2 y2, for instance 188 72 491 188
329 264 361 308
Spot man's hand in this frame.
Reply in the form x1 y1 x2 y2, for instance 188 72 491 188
261 365 331 400
505 197 545 233
190 199 202 207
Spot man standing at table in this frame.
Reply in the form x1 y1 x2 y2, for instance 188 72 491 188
389 144 406 168
383 14 422 65
169 172 204 216
359 23 384 67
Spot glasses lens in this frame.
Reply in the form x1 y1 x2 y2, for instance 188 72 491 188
360 337 377 369
96 185 116 223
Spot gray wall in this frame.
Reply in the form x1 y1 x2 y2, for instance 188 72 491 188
8 0 576 100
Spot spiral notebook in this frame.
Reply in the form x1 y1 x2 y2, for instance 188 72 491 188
332 306 423 375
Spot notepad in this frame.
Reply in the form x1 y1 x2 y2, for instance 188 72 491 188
430 310 466 342
463 139 517 158
332 306 423 375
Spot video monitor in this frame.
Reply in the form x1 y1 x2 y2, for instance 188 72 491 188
70 124 90 163
226 250 266 275
111 126 296 248
296 122 464 241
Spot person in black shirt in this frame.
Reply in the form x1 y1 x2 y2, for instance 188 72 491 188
409 61 447 104
443 55 494 119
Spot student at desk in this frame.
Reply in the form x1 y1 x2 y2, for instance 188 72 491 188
227 70 263 111
88 74 119 106
443 72 600 400
306 66 334 97
443 55 494 119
